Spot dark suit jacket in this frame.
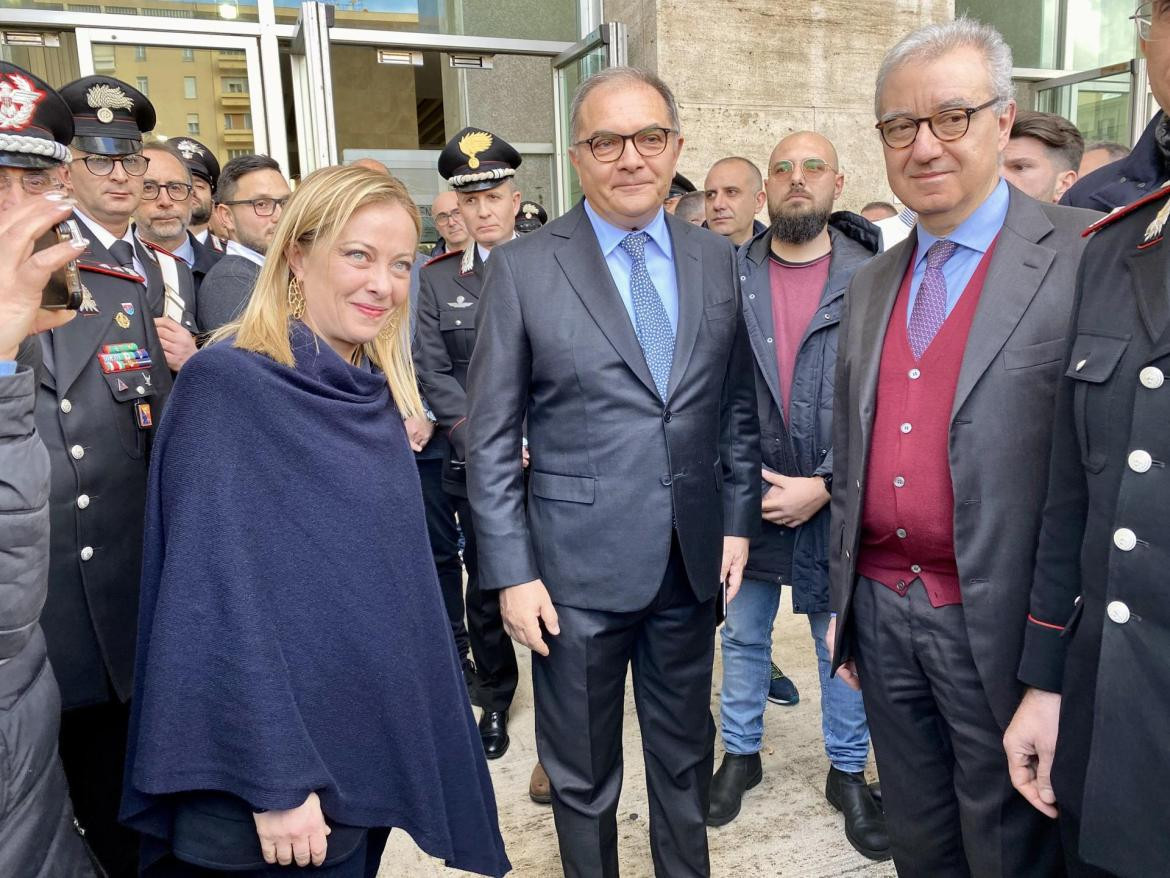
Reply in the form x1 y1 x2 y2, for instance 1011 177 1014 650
196 254 261 333
190 231 225 296
466 202 760 612
828 186 1099 728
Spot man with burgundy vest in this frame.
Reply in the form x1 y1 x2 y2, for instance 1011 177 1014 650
827 19 1099 876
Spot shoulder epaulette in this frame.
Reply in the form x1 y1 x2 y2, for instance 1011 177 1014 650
1082 179 1170 238
423 248 462 268
78 261 146 283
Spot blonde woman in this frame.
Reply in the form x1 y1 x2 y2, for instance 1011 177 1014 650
120 166 510 878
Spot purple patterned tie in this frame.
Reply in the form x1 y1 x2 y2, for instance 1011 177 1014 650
907 239 958 360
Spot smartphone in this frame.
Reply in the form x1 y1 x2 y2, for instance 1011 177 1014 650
36 219 85 310
716 578 729 626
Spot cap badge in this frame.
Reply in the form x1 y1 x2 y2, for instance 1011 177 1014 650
85 83 134 124
0 73 43 131
175 139 204 159
523 205 537 219
458 130 493 169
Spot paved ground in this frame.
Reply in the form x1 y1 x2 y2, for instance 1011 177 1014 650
378 591 897 877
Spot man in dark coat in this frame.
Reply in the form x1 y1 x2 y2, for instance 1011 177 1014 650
39 74 175 877
414 128 523 759
828 21 1099 876
708 131 888 863
0 60 98 878
1004 8 1170 875
1061 111 1164 212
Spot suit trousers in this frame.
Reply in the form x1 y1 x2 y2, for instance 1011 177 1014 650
59 699 139 878
416 457 470 663
456 496 518 713
851 576 1063 878
533 535 717 878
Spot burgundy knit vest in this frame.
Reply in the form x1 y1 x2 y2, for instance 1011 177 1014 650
857 239 998 606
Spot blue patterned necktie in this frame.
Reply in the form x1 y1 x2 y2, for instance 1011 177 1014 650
907 239 958 359
618 231 675 399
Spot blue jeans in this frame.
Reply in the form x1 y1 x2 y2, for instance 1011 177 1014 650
719 578 870 773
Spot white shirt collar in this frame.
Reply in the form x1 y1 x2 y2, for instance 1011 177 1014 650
476 232 518 264
225 239 266 267
75 208 144 277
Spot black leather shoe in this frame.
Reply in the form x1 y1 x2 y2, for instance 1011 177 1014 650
478 710 509 759
706 752 762 827
825 767 891 861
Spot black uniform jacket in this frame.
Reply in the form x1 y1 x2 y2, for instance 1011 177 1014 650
1020 186 1170 876
35 228 173 709
414 246 483 497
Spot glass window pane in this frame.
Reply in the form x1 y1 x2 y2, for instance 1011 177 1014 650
1038 72 1132 143
956 0 1060 69
558 47 606 209
3 0 259 22
0 31 81 89
1069 0 1138 68
84 42 258 159
274 0 579 41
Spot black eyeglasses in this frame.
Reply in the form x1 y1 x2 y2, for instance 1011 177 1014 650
0 170 64 195
141 180 194 201
78 153 150 177
220 196 288 217
574 126 677 163
875 97 1002 149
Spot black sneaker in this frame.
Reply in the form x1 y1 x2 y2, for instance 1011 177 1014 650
767 663 800 705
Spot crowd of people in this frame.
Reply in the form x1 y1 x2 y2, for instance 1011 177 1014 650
2 5 1169 878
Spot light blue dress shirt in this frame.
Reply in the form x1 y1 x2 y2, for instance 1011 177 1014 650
907 177 1010 326
583 199 680 333
173 235 196 268
0 361 16 376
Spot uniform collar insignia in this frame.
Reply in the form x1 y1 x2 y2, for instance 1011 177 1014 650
458 130 492 170
0 72 42 131
460 246 475 275
79 284 99 314
86 83 134 123
1144 182 1170 243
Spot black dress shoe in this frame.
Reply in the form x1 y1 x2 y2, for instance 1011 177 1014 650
706 752 762 827
825 767 891 861
478 710 509 760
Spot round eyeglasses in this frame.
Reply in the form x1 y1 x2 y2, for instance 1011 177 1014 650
220 196 288 217
771 158 838 178
875 98 1001 150
0 170 65 196
141 180 194 202
574 127 677 163
79 153 150 177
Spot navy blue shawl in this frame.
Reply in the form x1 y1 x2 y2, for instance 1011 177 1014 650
121 323 510 877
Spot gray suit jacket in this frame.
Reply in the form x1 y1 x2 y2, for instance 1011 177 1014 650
828 185 1099 727
466 202 761 612
196 254 261 333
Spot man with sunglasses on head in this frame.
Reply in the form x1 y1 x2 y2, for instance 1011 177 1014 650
39 74 176 878
132 140 200 369
826 20 1101 877
708 132 886 861
196 153 290 332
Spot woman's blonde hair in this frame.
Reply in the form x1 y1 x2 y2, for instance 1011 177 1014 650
211 164 424 418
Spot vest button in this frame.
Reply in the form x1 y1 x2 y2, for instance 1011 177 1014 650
1140 366 1164 389
1107 600 1130 624
77 494 90 509
1113 528 1137 551
900 422 912 434
60 398 72 413
908 368 921 380
893 476 906 488
896 528 907 538
662 410 672 422
910 564 922 574
1128 450 1153 473
70 444 84 460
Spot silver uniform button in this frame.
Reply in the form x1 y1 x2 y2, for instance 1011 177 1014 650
76 494 90 509
1113 528 1137 551
1140 366 1164 389
454 320 462 326
908 368 921 380
1106 600 1130 624
60 398 72 413
893 476 906 488
80 546 94 561
1075 359 1087 372
70 444 84 460
135 385 145 394
1128 450 1153 473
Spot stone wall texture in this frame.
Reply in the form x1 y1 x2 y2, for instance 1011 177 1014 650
608 0 955 213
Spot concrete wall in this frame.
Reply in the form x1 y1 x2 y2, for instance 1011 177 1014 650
605 0 955 213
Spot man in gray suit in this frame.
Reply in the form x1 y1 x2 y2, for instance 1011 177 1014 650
466 67 760 877
826 20 1099 876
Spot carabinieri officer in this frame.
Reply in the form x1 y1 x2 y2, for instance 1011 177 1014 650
37 74 174 878
414 128 523 761
1007 182 1170 877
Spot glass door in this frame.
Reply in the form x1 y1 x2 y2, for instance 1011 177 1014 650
1034 60 1137 145
74 28 285 170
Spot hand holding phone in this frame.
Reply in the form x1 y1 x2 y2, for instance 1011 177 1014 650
36 217 86 310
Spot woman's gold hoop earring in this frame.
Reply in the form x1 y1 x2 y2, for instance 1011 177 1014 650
287 275 306 320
